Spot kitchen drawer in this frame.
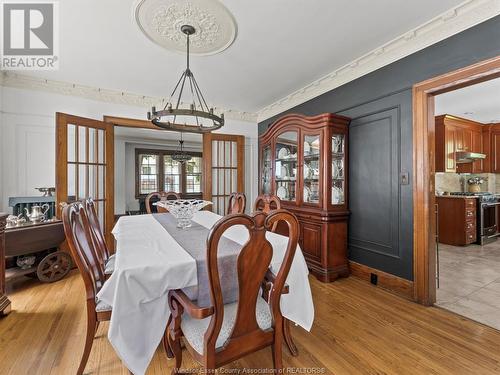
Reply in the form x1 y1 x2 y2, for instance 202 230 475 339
465 229 477 244
465 220 476 232
465 208 476 219
465 199 476 208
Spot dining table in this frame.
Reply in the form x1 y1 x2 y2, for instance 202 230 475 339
97 210 315 375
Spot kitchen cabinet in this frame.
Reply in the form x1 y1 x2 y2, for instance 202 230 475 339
436 197 477 246
435 115 484 173
490 129 500 173
259 113 350 282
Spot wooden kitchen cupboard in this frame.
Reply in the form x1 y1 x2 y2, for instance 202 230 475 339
485 124 500 173
435 115 484 173
259 113 350 282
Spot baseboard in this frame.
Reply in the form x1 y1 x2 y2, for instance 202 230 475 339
349 261 414 300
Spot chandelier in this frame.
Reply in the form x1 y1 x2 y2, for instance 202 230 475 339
148 25 224 133
171 133 192 163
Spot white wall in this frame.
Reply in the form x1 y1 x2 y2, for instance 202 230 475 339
0 86 258 213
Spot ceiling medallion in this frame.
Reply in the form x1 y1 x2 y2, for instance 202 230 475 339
147 24 224 133
134 0 237 55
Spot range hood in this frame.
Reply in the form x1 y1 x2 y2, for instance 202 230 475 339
456 151 486 163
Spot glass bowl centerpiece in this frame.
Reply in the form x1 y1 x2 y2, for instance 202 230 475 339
156 199 212 229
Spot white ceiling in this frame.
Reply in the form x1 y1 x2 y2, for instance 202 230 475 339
435 78 500 124
20 0 464 113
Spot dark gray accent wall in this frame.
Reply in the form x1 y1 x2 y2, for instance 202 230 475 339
258 16 500 280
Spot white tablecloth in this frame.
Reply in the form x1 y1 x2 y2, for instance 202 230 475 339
97 211 314 375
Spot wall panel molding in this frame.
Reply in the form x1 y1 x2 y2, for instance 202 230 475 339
257 0 500 121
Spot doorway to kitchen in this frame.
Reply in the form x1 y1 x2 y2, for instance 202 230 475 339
433 78 500 329
413 56 500 312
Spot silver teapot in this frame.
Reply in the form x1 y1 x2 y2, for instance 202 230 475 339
24 204 50 223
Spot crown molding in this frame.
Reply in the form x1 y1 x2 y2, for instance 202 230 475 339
257 0 500 122
0 72 258 123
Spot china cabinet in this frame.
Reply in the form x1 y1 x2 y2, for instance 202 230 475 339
259 113 350 282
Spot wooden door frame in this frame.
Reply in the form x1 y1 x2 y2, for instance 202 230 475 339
56 113 115 249
413 55 500 305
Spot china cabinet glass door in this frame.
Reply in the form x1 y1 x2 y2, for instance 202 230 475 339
275 131 298 202
261 144 272 194
303 134 321 204
331 133 345 205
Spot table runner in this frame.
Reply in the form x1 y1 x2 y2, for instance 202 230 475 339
152 213 240 307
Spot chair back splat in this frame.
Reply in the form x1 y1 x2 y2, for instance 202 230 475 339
227 192 246 215
167 209 299 371
253 194 282 232
83 198 110 262
62 202 105 306
145 191 181 214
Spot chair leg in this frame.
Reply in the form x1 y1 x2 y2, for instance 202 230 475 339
283 318 298 356
78 306 97 375
163 315 174 359
168 333 183 375
272 342 283 371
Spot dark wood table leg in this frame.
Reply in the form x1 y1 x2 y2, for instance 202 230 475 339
283 318 298 356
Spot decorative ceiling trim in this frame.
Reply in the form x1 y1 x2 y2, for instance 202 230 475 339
0 72 258 122
257 0 500 122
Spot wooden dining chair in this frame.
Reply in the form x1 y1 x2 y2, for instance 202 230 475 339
83 198 115 276
165 209 299 373
253 194 298 357
227 192 246 214
253 194 282 232
62 202 112 375
145 191 181 214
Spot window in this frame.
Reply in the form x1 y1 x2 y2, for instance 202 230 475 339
135 149 202 197
185 156 202 193
138 154 158 195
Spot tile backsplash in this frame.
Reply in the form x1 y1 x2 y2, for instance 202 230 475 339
435 172 498 194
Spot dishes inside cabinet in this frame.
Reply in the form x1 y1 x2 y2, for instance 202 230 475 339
303 163 311 179
332 186 344 204
277 186 288 200
278 147 290 159
333 159 344 179
303 141 311 155
304 186 311 202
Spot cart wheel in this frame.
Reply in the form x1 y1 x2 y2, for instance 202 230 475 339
37 251 72 283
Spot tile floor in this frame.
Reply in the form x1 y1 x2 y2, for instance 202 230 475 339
436 241 500 330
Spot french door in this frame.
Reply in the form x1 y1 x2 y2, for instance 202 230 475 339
55 113 115 249
203 133 245 215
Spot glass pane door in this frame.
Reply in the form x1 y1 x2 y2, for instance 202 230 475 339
303 134 321 204
331 134 345 205
261 145 272 194
203 134 245 216
275 131 298 202
56 113 114 249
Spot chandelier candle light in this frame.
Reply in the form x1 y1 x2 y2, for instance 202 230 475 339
148 25 224 133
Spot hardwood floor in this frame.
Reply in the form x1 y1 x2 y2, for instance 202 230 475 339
1 271 500 374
